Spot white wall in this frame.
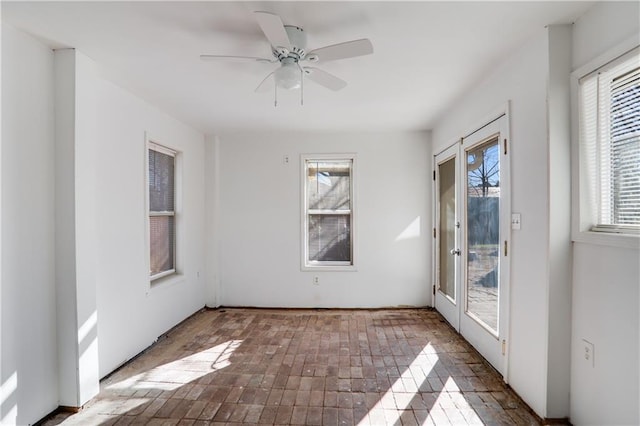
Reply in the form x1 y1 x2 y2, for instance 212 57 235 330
431 29 552 417
1 24 58 424
571 244 639 425
89 59 208 378
217 131 431 308
570 2 640 425
572 1 640 72
1 23 209 423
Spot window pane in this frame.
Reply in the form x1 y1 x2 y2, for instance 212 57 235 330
307 161 351 210
610 67 640 225
308 214 351 262
149 149 175 212
438 157 456 300
150 215 175 276
612 137 640 224
466 138 500 332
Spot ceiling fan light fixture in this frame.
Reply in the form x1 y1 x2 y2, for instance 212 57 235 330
200 11 374 100
275 62 301 90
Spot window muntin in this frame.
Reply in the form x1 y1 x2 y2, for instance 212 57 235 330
579 47 640 233
303 157 355 268
148 143 176 280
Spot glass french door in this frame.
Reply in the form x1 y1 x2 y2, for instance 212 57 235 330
434 144 460 331
434 114 510 376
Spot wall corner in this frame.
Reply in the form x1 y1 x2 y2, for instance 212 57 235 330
205 134 221 308
545 23 573 419
54 47 100 408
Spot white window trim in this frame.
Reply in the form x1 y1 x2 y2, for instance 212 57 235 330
571 36 640 249
301 153 357 271
145 134 184 287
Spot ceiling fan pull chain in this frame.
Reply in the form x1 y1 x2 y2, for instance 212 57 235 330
300 66 304 106
274 82 278 107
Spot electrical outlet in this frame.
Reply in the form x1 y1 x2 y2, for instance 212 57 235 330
283 155 290 165
582 339 595 367
313 276 320 285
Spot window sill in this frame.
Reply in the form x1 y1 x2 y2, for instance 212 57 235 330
149 272 184 292
302 265 358 272
572 230 640 250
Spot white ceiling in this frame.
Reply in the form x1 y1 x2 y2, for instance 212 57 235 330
3 1 595 134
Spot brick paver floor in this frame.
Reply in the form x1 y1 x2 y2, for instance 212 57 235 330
43 308 540 425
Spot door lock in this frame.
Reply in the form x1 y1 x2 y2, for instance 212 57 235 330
450 248 461 256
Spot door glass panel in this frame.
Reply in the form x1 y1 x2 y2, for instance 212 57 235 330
466 137 500 332
439 157 456 300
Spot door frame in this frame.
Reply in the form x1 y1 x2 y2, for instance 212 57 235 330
459 113 511 378
432 102 512 382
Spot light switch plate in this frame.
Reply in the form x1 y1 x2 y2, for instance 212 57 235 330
511 213 521 230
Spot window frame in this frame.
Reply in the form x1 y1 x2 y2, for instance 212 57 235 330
301 153 357 271
571 36 640 249
146 139 179 282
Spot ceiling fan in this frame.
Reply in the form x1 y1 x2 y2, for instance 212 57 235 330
200 11 373 105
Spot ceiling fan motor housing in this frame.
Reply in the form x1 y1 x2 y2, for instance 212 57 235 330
274 25 307 61
200 11 372 95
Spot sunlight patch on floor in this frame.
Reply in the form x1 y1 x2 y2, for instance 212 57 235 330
434 377 483 424
106 339 242 391
358 343 436 425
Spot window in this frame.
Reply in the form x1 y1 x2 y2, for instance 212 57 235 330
148 142 176 280
577 46 640 235
302 155 355 269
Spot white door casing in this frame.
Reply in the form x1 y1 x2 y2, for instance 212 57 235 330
433 110 511 378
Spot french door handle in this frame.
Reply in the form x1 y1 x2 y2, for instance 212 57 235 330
450 248 461 256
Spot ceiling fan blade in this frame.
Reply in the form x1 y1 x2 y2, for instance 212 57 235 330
200 55 274 63
255 72 275 93
306 39 373 62
254 11 291 52
304 67 347 91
